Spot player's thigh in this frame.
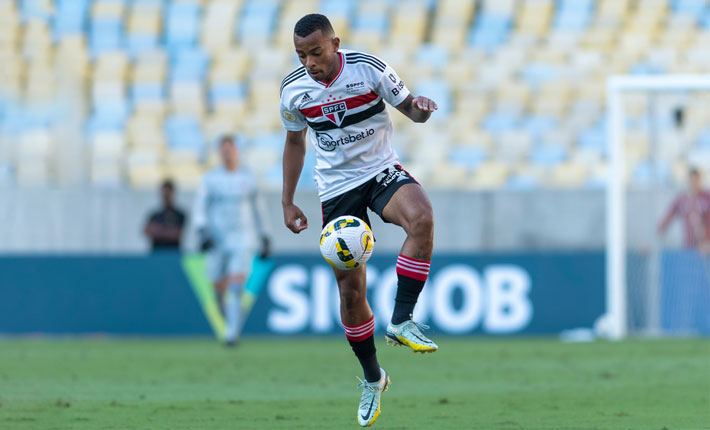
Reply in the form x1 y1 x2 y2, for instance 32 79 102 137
380 184 433 230
224 248 249 284
206 251 229 286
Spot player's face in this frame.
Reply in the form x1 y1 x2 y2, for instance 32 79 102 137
293 30 340 82
220 141 239 169
161 185 174 206
690 172 702 193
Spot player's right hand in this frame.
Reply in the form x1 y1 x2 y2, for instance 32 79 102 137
283 203 308 234
198 228 215 252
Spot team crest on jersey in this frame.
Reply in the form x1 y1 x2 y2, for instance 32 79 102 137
321 101 347 126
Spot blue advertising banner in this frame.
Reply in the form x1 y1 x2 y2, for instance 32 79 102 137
0 253 606 336
244 253 606 336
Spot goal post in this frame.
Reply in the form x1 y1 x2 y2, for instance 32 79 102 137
605 75 710 340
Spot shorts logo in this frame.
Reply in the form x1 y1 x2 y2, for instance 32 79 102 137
321 101 347 126
375 167 408 187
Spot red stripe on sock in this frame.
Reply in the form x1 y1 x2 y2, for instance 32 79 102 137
342 316 375 342
396 255 430 282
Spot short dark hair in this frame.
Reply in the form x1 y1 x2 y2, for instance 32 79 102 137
162 179 175 191
219 135 234 146
294 14 334 38
690 168 700 177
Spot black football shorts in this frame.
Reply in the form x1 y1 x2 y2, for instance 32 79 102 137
321 164 419 229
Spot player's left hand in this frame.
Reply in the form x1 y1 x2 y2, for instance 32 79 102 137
259 236 271 259
412 96 438 112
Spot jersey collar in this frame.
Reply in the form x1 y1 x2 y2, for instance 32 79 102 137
317 51 344 88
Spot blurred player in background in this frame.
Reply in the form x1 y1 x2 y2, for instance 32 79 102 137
143 179 186 252
192 136 271 347
658 168 710 252
279 14 438 426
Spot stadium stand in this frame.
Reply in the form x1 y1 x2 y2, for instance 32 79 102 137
0 0 708 190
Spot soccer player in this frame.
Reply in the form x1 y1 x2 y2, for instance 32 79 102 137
192 136 271 346
279 14 438 426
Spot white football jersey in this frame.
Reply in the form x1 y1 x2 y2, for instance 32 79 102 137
192 167 268 251
279 49 411 201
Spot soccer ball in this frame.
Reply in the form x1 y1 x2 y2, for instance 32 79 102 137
319 216 374 270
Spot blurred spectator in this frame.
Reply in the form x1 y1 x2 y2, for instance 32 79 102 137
658 168 710 252
144 179 187 252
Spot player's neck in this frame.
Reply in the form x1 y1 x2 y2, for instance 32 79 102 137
320 52 341 84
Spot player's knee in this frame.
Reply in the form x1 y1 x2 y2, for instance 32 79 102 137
339 287 365 310
409 206 434 238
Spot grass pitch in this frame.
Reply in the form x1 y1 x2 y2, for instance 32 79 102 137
0 337 708 429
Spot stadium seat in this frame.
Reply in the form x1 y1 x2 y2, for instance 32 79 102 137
165 1 201 50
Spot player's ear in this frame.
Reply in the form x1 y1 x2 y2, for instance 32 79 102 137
332 36 340 52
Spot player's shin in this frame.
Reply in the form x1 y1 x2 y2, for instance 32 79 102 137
391 255 430 324
223 282 242 343
343 316 380 383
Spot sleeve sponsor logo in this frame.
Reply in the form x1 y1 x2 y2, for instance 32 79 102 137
282 110 298 122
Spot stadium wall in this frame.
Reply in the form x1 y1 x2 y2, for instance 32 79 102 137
0 189 686 252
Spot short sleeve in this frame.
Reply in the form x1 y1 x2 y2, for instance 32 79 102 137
374 62 411 108
279 98 307 131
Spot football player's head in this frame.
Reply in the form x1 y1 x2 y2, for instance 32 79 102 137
293 14 341 83
219 135 239 170
689 168 702 194
161 179 175 207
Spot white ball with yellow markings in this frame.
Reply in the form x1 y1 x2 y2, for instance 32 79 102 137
319 215 374 270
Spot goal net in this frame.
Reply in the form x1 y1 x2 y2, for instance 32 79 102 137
605 75 710 339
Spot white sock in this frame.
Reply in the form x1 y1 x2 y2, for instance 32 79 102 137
224 283 241 342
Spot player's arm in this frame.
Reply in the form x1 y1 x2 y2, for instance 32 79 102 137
282 128 309 234
191 178 214 251
248 187 272 258
395 94 438 123
657 195 680 235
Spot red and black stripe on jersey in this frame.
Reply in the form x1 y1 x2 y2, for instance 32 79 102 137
299 91 385 131
280 66 306 96
344 52 386 73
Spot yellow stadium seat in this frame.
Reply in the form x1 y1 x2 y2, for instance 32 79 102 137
132 51 167 83
127 3 162 35
438 0 476 21
18 129 53 160
516 0 554 37
170 81 206 117
471 161 510 189
429 162 468 189
167 162 204 191
92 0 125 18
210 48 250 84
550 162 588 187
128 164 166 190
91 131 126 161
497 131 532 162
95 52 129 81
16 162 51 188
201 1 239 54
22 20 52 61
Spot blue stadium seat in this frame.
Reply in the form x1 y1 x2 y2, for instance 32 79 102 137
237 1 280 43
482 111 517 133
131 83 164 104
165 1 200 50
673 0 708 16
414 79 452 117
170 47 209 82
577 121 607 155
21 0 53 21
353 13 389 33
164 115 204 152
553 0 593 32
632 161 671 186
53 0 89 40
529 144 567 167
209 83 246 106
468 13 511 52
524 116 558 141
697 128 710 148
415 44 450 73
448 147 487 170
319 0 356 16
127 34 159 59
86 102 129 134
506 174 541 190
521 63 560 88
90 17 123 57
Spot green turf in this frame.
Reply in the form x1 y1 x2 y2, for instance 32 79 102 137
0 337 708 430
